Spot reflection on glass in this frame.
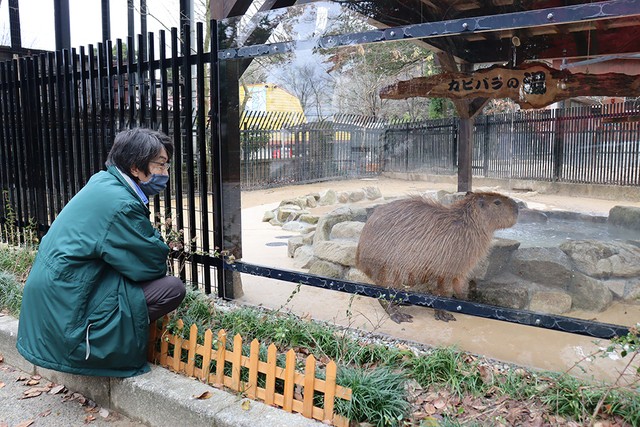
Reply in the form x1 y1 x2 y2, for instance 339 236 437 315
219 1 640 329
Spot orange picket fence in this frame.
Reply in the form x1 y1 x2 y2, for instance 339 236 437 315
148 318 352 426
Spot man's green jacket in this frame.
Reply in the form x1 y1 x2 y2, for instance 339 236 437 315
17 166 169 377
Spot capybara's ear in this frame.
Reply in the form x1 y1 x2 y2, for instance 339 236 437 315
477 195 486 208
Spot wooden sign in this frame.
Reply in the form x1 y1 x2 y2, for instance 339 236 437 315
379 62 640 109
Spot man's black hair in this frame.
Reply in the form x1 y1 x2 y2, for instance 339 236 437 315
105 128 173 179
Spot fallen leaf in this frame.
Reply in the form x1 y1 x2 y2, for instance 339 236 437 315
25 379 40 386
0 354 4 363
478 365 493 383
0 382 5 389
193 391 212 399
84 414 96 423
241 399 251 411
23 386 50 394
432 398 447 409
49 384 66 395
16 374 29 381
15 421 34 427
21 391 42 399
294 384 304 401
38 409 52 418
30 375 41 380
423 403 436 415
72 393 87 405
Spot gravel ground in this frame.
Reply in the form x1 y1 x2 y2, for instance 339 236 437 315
0 355 146 427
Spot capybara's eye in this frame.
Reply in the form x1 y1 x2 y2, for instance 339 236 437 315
493 200 502 205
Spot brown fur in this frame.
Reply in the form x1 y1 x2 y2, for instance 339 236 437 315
355 192 519 300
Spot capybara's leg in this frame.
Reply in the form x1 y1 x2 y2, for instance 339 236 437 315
434 277 457 322
378 299 413 324
451 276 469 300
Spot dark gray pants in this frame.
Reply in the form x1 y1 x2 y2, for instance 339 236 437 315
140 275 186 322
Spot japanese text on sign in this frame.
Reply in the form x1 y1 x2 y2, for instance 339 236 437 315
447 71 547 95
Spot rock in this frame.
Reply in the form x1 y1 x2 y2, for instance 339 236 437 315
293 246 315 269
471 274 529 309
337 191 350 203
308 260 346 279
511 247 574 288
569 272 613 311
545 210 606 223
262 210 275 222
279 198 306 209
299 214 319 224
421 190 449 202
287 236 304 258
608 205 640 230
346 268 374 284
313 206 367 244
269 218 281 226
560 240 640 279
441 192 467 205
348 189 366 202
470 238 521 281
281 221 315 234
363 186 382 200
517 209 548 224
529 290 572 314
318 189 337 206
301 231 315 245
601 279 627 298
304 195 317 208
276 205 304 222
330 221 365 241
314 240 358 267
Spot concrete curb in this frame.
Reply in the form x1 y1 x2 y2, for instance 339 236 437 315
0 315 322 427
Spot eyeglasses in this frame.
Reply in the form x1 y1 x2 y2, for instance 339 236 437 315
150 161 170 171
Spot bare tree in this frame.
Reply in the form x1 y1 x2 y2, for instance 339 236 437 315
275 63 335 120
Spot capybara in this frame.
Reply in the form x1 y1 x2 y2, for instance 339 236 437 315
355 191 519 322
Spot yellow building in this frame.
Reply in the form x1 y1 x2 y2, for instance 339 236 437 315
239 83 306 130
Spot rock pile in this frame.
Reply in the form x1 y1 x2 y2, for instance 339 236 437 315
265 188 640 314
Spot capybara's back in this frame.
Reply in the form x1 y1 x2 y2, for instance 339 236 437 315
355 192 518 297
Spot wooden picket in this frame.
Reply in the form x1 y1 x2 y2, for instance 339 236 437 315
148 318 352 426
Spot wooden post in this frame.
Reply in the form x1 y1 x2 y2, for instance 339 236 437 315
458 116 474 192
201 329 213 382
247 339 260 398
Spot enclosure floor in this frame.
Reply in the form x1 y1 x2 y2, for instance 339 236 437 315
237 177 640 384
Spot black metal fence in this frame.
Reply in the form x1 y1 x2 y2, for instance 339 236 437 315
240 102 640 189
0 23 220 293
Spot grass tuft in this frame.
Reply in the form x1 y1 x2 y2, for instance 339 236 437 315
335 366 409 427
0 244 36 282
404 346 487 397
0 271 23 316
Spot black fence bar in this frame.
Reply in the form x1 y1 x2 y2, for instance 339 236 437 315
225 260 630 340
196 22 212 295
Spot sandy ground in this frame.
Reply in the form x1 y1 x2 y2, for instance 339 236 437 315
237 176 640 385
